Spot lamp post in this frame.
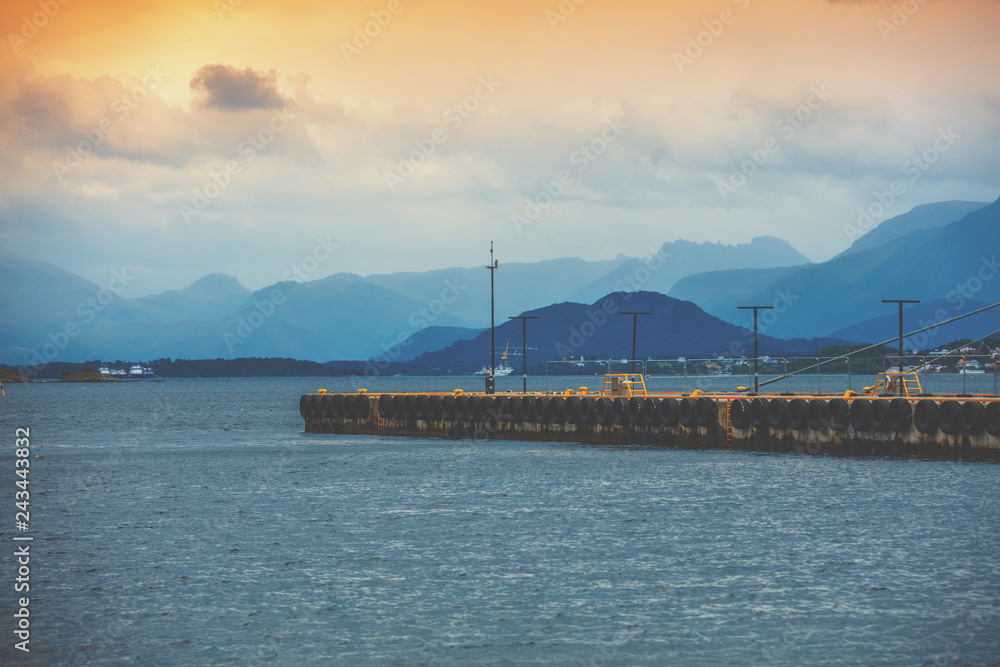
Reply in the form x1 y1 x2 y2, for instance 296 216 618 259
882 298 919 389
619 311 651 373
508 315 540 393
738 305 774 394
484 243 499 394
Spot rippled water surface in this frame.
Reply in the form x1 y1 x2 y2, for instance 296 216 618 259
1 378 999 665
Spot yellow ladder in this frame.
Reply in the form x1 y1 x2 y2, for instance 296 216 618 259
901 373 922 394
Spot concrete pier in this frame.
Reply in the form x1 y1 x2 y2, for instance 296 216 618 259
299 375 1000 460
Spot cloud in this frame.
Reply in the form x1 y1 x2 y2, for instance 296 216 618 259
190 65 285 111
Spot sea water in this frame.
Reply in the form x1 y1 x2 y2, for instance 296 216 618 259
0 377 998 665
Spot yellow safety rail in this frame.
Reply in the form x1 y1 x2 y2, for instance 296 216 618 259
600 373 648 398
866 372 922 397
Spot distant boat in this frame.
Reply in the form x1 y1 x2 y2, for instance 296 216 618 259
475 361 514 376
475 338 514 376
958 360 986 374
100 364 157 379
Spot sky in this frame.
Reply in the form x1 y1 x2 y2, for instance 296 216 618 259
1 0 998 297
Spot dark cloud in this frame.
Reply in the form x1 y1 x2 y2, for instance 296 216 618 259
190 65 285 111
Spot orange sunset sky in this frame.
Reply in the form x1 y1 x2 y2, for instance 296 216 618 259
1 0 998 295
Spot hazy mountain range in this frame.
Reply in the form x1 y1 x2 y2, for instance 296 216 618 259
0 195 995 368
0 235 812 366
668 198 997 339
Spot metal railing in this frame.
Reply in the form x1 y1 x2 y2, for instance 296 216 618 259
542 354 1000 395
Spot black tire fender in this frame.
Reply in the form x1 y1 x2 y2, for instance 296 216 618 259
641 398 659 427
627 397 643 426
806 399 827 431
415 394 429 420
428 395 443 420
548 397 566 424
564 396 581 424
695 397 717 427
612 397 628 426
888 398 912 432
730 398 752 430
750 398 769 430
939 400 962 435
985 402 1000 437
442 395 457 421
378 395 393 419
660 398 679 428
914 400 938 434
595 397 613 426
850 399 871 432
355 394 371 422
679 397 698 429
961 401 986 435
827 399 850 431
870 399 891 433
787 399 808 431
768 398 788 430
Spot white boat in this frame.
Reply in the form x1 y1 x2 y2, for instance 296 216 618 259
958 360 986 374
476 361 514 376
128 364 157 379
475 338 515 376
99 364 157 379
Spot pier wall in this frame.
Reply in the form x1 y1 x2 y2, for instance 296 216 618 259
299 392 1000 459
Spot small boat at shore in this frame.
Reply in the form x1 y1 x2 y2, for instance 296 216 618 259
99 364 158 379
